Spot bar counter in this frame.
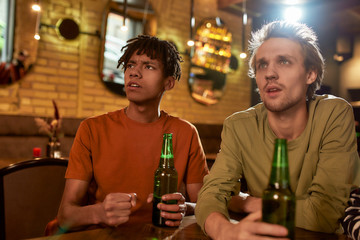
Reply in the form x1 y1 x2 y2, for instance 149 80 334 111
29 216 351 240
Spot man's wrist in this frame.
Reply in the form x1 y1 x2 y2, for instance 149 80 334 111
92 203 105 225
205 212 231 239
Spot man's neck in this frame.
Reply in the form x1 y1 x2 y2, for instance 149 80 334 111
267 102 309 141
125 103 161 123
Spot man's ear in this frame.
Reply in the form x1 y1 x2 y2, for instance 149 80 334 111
164 76 175 91
306 68 317 85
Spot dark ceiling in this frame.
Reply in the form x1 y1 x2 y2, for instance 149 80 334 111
112 0 154 14
219 0 360 36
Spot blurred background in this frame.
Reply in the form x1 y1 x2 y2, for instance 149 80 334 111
0 0 359 161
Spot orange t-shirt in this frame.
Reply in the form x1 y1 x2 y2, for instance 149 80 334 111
66 109 209 224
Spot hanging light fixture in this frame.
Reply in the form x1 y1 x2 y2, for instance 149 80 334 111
142 0 150 33
187 0 195 47
34 33 40 40
32 0 41 11
33 0 41 40
239 0 247 59
121 0 128 31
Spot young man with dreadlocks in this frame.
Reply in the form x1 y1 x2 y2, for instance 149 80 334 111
54 35 209 232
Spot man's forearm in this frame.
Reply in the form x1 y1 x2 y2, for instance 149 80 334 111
228 194 262 213
57 203 104 231
204 212 232 239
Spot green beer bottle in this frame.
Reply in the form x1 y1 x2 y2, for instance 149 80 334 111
152 133 178 227
262 139 296 239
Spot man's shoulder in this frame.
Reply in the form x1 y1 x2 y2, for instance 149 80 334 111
225 103 265 124
312 94 352 111
81 109 122 126
165 112 197 131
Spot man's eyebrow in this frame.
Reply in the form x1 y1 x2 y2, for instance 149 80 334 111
256 58 267 64
128 59 159 65
142 60 160 66
278 54 295 59
256 54 296 63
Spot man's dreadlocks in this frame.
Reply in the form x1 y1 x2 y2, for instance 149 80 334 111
117 35 183 81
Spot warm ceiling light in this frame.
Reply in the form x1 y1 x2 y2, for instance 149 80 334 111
34 33 40 40
284 7 302 22
333 54 344 62
240 52 247 59
284 0 302 4
121 24 128 32
32 3 41 11
187 40 195 47
243 13 248 25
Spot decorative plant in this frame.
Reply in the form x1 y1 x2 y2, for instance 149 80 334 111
34 100 63 140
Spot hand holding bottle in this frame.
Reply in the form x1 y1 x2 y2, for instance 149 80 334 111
152 133 179 227
147 192 186 227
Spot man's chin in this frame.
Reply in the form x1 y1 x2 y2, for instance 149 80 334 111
263 101 287 113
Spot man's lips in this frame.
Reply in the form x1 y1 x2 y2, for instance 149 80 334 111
264 83 281 92
264 85 282 96
266 87 281 93
127 82 141 88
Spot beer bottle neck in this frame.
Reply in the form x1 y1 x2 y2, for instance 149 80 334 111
159 133 174 168
268 139 290 189
159 157 174 168
268 168 290 188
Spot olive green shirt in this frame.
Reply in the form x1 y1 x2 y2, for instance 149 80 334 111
195 95 360 233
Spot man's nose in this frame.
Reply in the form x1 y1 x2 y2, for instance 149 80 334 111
129 66 141 78
265 64 278 81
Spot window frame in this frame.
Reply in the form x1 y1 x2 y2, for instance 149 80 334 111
0 0 15 63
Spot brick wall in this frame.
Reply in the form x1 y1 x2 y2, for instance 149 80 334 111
0 0 252 124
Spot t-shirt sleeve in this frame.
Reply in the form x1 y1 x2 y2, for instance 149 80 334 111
185 125 209 184
195 119 242 232
296 99 360 233
65 120 94 182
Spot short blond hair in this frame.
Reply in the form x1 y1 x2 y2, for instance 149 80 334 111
248 21 325 100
